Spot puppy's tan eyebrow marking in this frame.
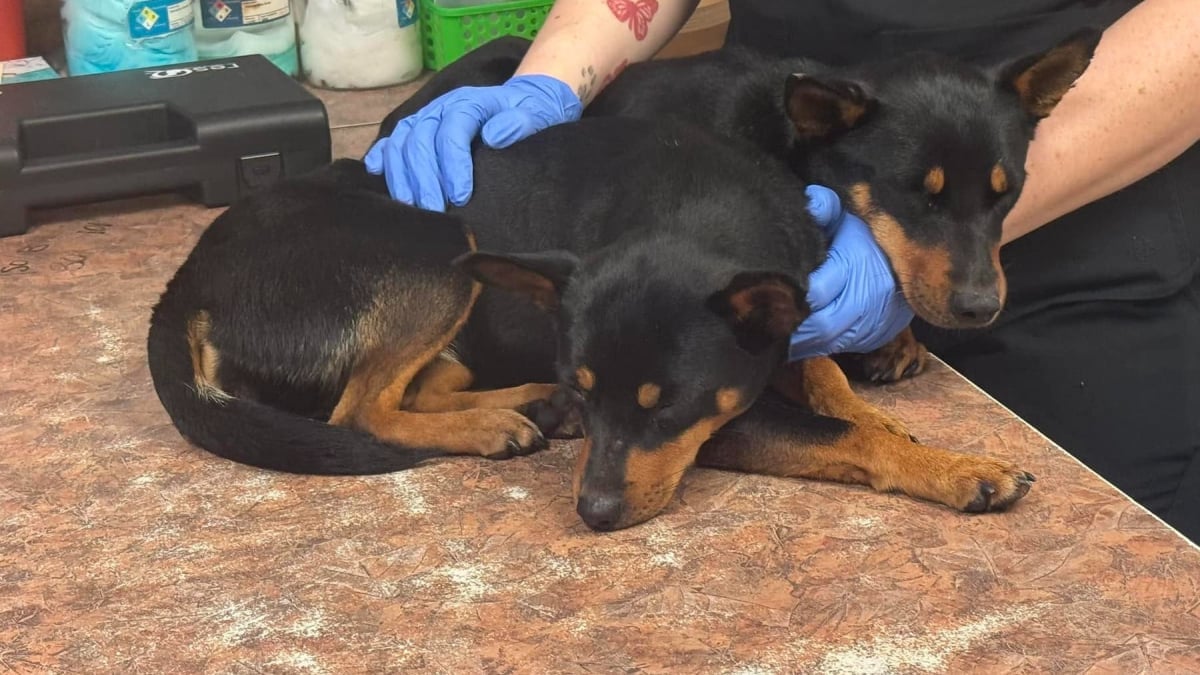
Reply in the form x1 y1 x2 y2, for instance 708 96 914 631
637 383 661 409
576 366 595 391
924 166 945 195
716 387 741 414
990 164 1009 193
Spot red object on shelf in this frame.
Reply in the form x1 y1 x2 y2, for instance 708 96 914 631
0 0 27 61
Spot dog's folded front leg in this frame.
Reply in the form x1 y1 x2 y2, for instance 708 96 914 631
401 355 579 437
329 346 549 460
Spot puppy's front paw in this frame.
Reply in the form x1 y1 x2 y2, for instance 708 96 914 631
520 388 583 439
461 409 548 459
947 459 1035 513
841 329 929 383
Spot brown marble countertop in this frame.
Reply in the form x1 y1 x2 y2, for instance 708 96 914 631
2 83 1199 675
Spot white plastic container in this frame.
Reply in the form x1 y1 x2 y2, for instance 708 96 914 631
61 0 197 75
294 0 423 89
193 0 299 76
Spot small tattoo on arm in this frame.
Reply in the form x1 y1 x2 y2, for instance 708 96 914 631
576 65 598 102
606 0 659 41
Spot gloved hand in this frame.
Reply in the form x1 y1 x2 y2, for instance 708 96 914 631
364 75 583 211
789 185 914 360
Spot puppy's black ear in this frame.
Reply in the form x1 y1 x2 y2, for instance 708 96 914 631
707 271 810 353
785 74 875 142
996 28 1102 120
453 250 579 311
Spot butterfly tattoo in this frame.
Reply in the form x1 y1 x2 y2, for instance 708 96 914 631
607 0 659 41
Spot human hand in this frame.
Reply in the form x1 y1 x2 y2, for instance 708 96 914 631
789 185 914 360
364 75 583 211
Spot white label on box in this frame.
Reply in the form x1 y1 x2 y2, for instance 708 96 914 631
167 0 196 30
241 0 291 24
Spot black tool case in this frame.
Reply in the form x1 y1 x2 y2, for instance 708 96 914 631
0 55 331 237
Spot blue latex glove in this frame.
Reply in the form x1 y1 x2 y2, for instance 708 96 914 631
789 185 914 360
364 75 583 211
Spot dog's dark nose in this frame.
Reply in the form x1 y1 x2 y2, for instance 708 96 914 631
949 288 1001 324
577 494 624 531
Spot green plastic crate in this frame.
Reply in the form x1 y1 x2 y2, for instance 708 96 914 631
419 0 554 71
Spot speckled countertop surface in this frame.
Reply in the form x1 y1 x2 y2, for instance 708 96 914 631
1 82 1199 675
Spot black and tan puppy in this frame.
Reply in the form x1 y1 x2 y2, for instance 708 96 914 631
149 108 1038 530
388 30 1101 383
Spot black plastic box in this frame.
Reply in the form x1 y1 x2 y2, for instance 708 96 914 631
0 55 331 237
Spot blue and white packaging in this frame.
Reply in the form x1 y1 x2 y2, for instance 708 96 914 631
61 0 197 75
194 0 299 76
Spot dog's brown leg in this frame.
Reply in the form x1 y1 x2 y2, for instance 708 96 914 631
402 355 577 437
699 359 1034 512
332 353 546 459
836 326 930 383
403 356 556 412
327 287 546 459
771 357 913 439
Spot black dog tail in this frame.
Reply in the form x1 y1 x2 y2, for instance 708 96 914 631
146 289 444 476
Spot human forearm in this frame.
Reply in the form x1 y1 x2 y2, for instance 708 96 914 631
514 0 700 103
1003 0 1200 244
